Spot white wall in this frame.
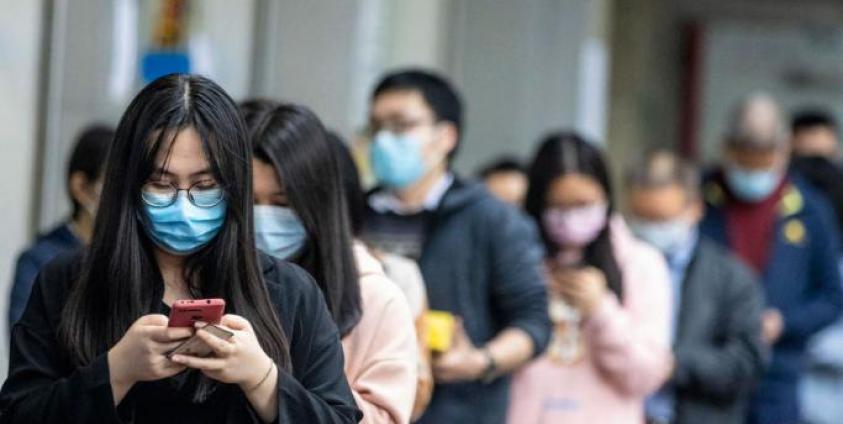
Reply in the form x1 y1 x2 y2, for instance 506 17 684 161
448 0 611 173
253 0 451 140
0 0 44 381
699 19 843 160
37 0 257 229
255 0 611 175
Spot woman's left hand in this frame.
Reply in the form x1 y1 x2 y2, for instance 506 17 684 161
171 314 274 392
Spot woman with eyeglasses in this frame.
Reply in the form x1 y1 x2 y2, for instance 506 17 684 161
241 100 418 424
0 75 361 423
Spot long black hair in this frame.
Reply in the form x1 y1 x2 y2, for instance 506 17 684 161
329 131 365 237
241 100 363 337
525 131 623 300
59 75 291 375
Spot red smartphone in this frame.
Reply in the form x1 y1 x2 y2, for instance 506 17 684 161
168 298 225 327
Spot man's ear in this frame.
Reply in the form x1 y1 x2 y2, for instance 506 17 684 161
434 122 459 158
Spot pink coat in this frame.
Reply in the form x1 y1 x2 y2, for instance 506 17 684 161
508 217 673 424
343 243 419 423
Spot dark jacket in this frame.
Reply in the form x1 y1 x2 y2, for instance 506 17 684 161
363 178 552 424
791 156 843 239
671 237 766 424
8 223 80 329
0 250 362 423
700 174 843 424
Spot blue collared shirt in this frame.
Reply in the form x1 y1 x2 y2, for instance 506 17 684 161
645 229 699 423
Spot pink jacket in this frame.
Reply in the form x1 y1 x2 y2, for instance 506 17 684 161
508 216 673 424
343 243 418 424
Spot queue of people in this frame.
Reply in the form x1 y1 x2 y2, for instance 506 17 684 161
3 70 843 424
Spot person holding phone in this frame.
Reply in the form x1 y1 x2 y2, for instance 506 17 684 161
507 132 673 423
242 100 418 424
0 74 361 423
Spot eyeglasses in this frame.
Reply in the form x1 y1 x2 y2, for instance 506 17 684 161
141 180 225 208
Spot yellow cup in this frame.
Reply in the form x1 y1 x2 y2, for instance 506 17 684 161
425 310 456 353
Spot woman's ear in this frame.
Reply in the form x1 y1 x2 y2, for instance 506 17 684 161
69 171 97 213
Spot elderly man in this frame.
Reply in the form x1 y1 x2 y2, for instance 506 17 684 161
700 94 843 424
626 150 765 424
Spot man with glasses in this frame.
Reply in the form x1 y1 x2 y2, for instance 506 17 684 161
360 69 551 424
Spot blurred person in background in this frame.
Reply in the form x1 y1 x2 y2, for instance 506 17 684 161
789 109 843 424
360 69 551 424
789 109 843 237
508 132 672 424
7 124 113 330
331 130 434 421
477 157 529 208
243 100 418 423
626 150 765 424
700 94 843 424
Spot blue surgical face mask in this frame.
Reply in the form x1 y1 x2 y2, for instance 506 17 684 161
725 166 781 202
141 192 227 255
253 205 308 260
628 217 694 254
370 130 427 189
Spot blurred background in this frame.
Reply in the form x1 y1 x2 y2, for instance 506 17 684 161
3 0 843 380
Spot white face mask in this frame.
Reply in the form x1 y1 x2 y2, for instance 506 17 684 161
628 217 695 254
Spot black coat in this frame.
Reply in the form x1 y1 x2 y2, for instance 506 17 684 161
671 238 767 424
0 250 362 423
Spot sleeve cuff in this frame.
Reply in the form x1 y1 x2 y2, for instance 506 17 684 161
79 353 123 422
79 354 112 390
508 316 553 359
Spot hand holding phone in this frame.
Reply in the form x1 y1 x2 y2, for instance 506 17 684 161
554 267 608 316
168 298 225 327
108 314 194 403
166 323 234 359
169 314 277 393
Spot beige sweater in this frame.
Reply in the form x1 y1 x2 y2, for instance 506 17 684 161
343 243 418 423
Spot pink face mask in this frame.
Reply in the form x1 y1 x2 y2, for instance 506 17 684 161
542 203 608 248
